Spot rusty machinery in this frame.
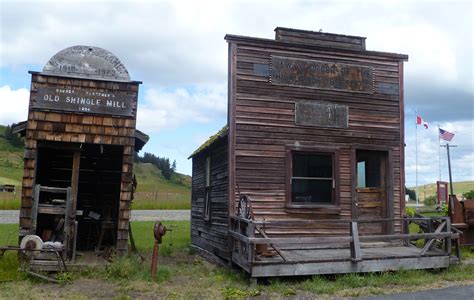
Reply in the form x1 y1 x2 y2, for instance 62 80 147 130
450 196 474 246
0 235 67 283
151 221 167 277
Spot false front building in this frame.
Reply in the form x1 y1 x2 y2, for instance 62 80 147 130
14 46 148 267
190 28 457 277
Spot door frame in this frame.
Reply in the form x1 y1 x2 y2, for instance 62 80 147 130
350 144 394 233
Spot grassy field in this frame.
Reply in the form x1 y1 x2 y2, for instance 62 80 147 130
1 221 473 299
409 181 474 201
0 124 191 210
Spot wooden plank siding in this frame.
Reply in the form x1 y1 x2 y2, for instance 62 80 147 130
191 138 230 260
225 31 407 237
19 73 139 256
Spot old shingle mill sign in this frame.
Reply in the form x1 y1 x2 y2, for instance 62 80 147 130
32 45 136 117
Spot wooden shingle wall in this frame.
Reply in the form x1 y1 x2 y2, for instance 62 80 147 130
19 73 139 255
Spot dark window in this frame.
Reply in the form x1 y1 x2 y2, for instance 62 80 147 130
203 156 211 221
291 153 335 204
357 153 382 188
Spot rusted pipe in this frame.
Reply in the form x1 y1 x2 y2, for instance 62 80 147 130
151 221 166 278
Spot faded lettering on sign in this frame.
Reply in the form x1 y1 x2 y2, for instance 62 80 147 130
271 56 374 93
295 101 348 128
34 86 135 117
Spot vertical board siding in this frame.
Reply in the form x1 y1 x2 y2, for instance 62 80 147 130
191 139 230 259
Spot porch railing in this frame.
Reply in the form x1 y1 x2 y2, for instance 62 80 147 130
229 215 459 273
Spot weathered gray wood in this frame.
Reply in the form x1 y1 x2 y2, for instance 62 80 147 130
250 256 450 277
295 101 348 128
230 215 448 226
255 226 287 261
350 222 361 262
38 186 68 194
420 221 446 256
230 230 353 245
31 185 40 234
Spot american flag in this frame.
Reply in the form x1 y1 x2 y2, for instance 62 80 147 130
439 128 455 141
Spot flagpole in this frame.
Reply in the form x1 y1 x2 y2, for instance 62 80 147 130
415 110 418 207
438 124 441 182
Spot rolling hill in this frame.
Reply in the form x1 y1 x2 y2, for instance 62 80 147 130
0 124 191 209
408 181 474 201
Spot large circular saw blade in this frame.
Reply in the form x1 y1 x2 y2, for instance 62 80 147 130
20 235 43 257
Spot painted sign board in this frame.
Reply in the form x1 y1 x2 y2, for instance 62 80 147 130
295 101 348 128
34 86 135 117
271 56 374 93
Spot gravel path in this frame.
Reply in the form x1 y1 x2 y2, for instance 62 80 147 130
0 210 190 224
358 284 474 300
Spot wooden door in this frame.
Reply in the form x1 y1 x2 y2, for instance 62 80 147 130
355 150 387 235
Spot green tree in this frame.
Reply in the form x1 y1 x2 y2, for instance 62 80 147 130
424 195 437 206
3 124 23 147
405 186 416 201
462 190 474 200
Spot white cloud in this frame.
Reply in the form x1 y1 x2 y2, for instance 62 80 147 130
0 86 29 125
405 119 474 186
136 84 227 133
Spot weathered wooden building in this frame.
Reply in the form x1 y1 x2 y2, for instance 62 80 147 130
190 28 457 277
14 46 148 263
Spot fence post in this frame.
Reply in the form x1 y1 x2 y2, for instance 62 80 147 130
350 221 362 262
445 217 452 256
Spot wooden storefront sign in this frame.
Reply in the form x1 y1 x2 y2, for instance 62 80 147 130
295 101 348 128
271 56 374 93
34 86 135 117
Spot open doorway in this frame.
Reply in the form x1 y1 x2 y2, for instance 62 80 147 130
355 150 388 234
34 141 123 259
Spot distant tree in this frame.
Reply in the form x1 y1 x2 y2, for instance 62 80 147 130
3 123 23 147
136 152 175 180
424 195 437 206
405 186 416 201
462 190 474 200
172 160 177 172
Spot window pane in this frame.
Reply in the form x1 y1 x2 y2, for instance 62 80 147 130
357 161 366 187
292 179 333 204
365 156 381 187
357 155 381 188
293 154 332 178
205 156 211 187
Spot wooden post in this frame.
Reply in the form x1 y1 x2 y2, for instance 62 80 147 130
151 241 159 277
31 184 40 234
350 222 362 262
445 218 452 256
68 151 81 259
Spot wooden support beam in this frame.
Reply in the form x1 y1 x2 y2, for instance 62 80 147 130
350 222 362 262
420 221 446 256
67 151 81 259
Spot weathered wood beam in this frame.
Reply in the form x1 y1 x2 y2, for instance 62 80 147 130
350 222 361 262
420 221 446 256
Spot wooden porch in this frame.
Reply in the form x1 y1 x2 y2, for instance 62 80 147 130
230 216 459 277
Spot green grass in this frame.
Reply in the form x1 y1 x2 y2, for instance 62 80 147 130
0 224 23 282
1 221 474 298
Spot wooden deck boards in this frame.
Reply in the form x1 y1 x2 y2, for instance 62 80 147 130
255 246 441 265
248 245 450 277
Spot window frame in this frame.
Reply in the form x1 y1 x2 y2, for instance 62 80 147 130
285 145 340 210
203 155 211 221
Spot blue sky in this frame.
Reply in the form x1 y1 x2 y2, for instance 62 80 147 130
0 0 472 188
